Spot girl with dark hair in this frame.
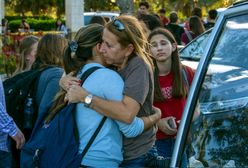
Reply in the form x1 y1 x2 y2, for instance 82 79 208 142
181 16 205 45
148 28 196 167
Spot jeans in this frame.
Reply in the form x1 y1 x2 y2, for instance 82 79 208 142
120 146 169 168
156 138 188 168
0 150 13 168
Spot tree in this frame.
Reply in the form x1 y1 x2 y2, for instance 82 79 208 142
116 0 134 14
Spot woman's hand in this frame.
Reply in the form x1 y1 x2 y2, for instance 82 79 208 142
59 72 80 91
65 84 88 104
157 116 177 135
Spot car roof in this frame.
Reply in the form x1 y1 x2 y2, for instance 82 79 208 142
83 12 119 17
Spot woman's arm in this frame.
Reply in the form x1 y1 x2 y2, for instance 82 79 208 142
67 84 140 124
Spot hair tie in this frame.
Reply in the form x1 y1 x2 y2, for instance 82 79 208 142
69 41 78 53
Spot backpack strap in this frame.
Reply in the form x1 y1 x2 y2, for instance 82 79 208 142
80 66 102 84
81 116 107 158
185 29 193 42
77 66 107 158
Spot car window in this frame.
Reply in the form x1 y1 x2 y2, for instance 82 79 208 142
84 16 92 25
179 30 212 61
188 13 248 167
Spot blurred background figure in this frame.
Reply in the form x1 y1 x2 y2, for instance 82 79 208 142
181 15 205 45
1 18 8 34
166 11 184 45
137 1 150 18
89 15 107 25
138 13 163 36
13 35 39 76
56 19 68 37
19 19 30 32
184 7 204 31
204 9 218 30
158 8 169 27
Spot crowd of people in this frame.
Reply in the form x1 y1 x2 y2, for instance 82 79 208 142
0 1 219 167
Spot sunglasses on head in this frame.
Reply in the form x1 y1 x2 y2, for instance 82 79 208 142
112 18 125 31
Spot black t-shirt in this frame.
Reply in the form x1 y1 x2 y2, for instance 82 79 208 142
166 23 185 45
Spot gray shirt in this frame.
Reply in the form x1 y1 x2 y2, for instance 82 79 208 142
119 56 156 160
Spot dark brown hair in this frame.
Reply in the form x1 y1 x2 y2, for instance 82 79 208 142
189 16 205 36
148 28 187 102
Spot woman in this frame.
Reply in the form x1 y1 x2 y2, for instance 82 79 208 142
56 19 68 37
62 15 161 167
51 24 146 167
13 35 39 75
181 16 205 45
33 33 68 122
148 28 195 167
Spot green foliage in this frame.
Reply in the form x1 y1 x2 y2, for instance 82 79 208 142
8 19 58 32
6 16 53 21
84 0 115 11
5 0 235 21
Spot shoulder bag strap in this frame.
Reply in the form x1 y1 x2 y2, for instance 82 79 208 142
185 30 193 42
81 116 107 158
78 66 107 158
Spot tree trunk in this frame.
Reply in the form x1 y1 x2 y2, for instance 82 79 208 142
116 0 134 15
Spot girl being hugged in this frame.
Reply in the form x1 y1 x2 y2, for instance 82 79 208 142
148 28 196 166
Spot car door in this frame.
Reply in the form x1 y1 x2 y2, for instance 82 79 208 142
171 1 248 167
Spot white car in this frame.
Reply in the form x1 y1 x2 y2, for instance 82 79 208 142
83 12 119 25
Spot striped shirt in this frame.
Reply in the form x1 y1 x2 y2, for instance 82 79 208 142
0 78 17 152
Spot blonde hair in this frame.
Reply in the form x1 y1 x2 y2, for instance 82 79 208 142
106 15 154 71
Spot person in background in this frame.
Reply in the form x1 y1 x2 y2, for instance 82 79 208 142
148 28 195 167
158 8 169 27
166 11 185 45
60 15 161 167
137 13 163 36
33 34 68 119
56 19 68 37
204 9 218 30
137 1 150 18
0 78 25 168
19 19 30 32
1 18 8 34
184 7 205 31
181 15 205 45
89 15 107 26
13 35 39 76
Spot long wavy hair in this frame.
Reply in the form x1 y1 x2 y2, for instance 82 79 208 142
45 24 104 123
106 15 154 71
13 35 39 75
31 33 68 70
148 28 187 102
